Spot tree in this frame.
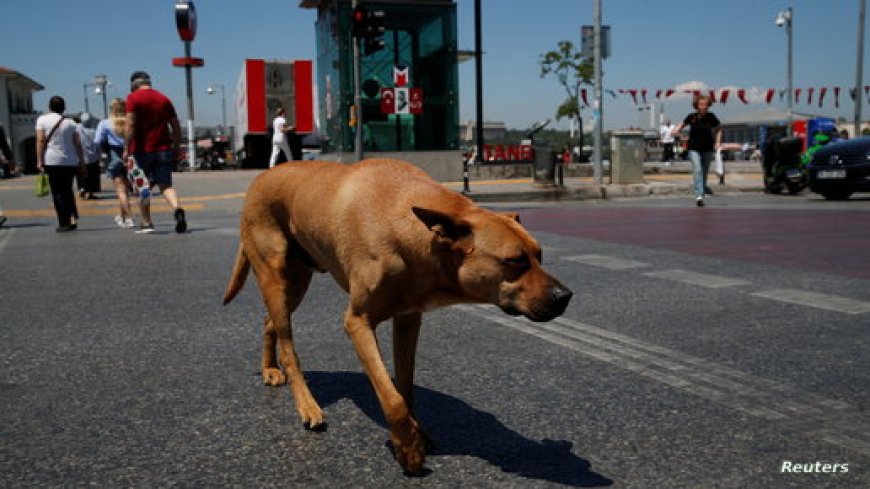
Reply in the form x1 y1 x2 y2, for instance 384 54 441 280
539 41 593 124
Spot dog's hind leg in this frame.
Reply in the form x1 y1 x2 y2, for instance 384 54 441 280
251 241 323 428
261 315 286 386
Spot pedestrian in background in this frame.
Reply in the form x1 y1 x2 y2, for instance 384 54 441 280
672 94 721 207
659 119 676 165
0 123 13 227
36 96 86 232
94 98 134 228
123 71 187 234
1 123 15 178
75 113 101 200
269 107 296 168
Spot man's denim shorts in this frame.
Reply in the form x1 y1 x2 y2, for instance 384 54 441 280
134 150 173 187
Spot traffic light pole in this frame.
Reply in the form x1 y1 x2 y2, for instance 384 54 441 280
352 0 363 161
592 0 603 186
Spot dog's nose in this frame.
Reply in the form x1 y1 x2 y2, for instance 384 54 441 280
551 285 573 310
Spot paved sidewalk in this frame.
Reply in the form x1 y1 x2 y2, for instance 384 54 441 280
445 160 765 203
0 160 766 215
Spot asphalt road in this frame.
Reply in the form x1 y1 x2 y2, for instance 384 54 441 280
1 171 868 488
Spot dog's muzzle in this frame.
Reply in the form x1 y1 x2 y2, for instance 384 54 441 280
499 284 573 322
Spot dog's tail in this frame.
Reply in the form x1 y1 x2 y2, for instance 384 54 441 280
222 244 250 305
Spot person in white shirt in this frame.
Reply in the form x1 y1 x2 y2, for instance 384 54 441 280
268 107 296 168
36 96 86 232
660 119 677 165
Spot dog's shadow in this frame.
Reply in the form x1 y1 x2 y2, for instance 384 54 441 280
307 371 613 487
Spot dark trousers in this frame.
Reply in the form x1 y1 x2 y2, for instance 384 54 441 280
45 166 79 227
75 161 101 193
661 143 675 162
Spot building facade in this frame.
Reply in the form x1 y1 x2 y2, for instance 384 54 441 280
0 68 43 173
301 0 459 155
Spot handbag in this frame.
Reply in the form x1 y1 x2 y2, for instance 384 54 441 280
34 173 50 197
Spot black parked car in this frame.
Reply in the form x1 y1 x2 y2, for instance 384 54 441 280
806 136 870 200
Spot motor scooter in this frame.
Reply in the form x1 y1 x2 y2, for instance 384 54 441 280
762 136 805 194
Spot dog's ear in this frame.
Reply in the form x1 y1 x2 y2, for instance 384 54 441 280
412 207 472 246
502 212 521 224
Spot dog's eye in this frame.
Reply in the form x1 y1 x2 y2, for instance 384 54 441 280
503 255 530 269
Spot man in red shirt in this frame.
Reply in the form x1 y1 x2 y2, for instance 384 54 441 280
123 71 187 233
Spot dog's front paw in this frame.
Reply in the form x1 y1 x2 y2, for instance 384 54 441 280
292 387 325 430
262 367 286 386
389 419 427 475
298 403 325 430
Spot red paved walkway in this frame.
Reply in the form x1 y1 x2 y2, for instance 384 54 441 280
521 207 870 280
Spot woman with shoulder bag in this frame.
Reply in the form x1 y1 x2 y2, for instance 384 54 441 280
36 96 86 232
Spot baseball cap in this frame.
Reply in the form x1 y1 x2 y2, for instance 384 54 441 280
130 71 151 83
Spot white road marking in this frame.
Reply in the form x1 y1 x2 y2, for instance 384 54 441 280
562 254 650 270
456 304 870 456
642 269 751 288
0 228 14 255
751 289 870 315
562 253 866 316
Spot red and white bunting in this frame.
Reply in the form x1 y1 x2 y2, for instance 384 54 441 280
578 85 867 108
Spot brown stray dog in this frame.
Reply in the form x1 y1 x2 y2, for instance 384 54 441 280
222 158 572 474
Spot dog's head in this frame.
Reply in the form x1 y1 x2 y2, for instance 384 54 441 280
413 206 572 322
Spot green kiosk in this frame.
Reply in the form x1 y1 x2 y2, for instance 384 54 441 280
300 0 460 161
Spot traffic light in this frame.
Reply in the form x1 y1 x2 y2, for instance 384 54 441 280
351 6 386 55
351 7 368 37
365 37 385 55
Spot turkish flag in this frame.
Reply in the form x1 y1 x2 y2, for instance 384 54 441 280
807 87 815 105
641 89 648 104
580 88 589 107
655 89 663 100
736 89 748 104
719 89 730 104
818 87 827 107
665 89 675 98
380 87 395 114
765 88 775 104
833 86 840 108
409 87 424 114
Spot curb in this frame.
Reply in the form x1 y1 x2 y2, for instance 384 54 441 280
460 183 764 203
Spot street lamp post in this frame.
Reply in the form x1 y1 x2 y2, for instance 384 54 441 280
94 74 109 118
776 7 794 130
206 84 227 135
82 83 92 114
855 0 865 136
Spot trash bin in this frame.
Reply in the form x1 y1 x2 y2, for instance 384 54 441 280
532 142 555 185
609 130 645 184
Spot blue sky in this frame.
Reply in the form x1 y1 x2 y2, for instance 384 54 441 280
2 0 867 132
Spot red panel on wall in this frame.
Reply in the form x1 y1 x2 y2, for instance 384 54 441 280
246 59 266 133
293 60 314 134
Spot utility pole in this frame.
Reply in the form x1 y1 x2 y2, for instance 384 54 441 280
855 0 866 136
776 7 794 128
474 0 484 168
353 0 363 161
592 0 603 186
